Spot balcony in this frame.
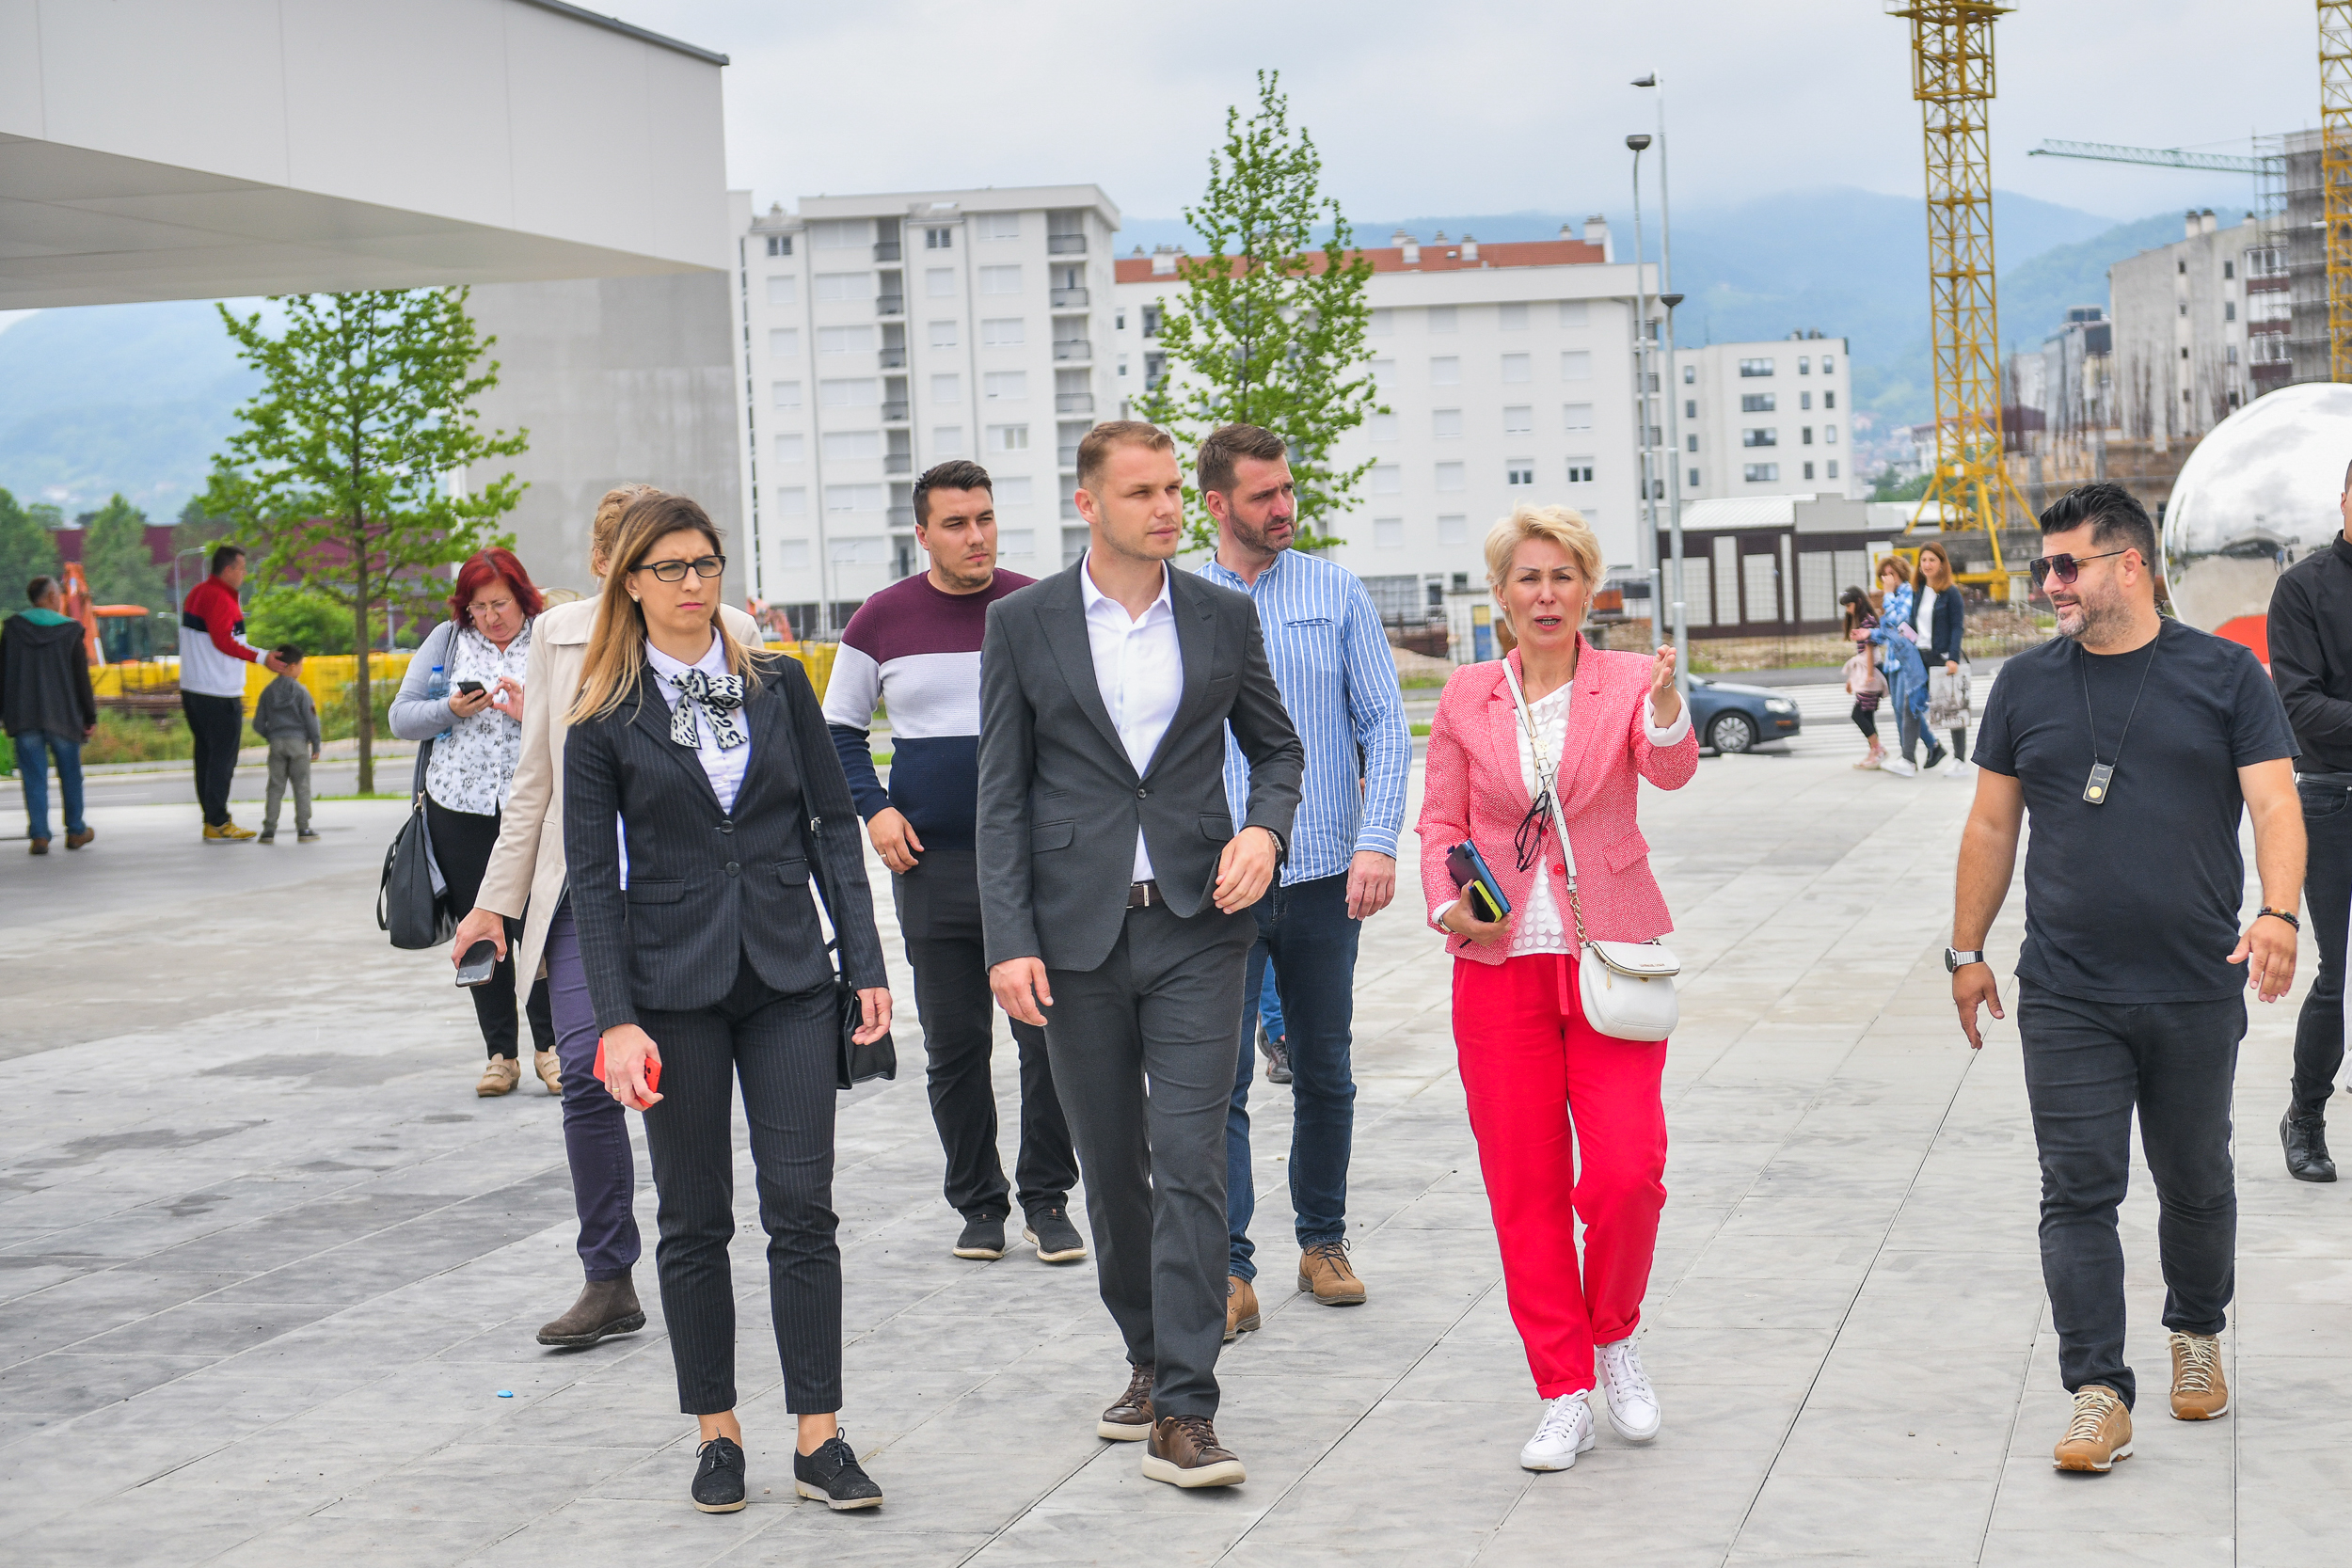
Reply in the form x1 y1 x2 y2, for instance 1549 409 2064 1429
880 346 907 369
1048 233 1087 255
1053 339 1091 362
1055 391 1095 415
881 400 910 422
887 504 915 528
884 452 913 474
1051 286 1089 309
876 295 905 318
873 240 902 262
1057 446 1080 471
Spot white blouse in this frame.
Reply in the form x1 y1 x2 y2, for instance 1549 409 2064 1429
424 621 531 816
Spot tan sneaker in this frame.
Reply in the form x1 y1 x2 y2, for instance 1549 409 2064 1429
476 1056 520 1097
204 820 257 844
1297 1240 1366 1305
1141 1414 1246 1488
2053 1385 2133 1472
2169 1331 2229 1419
532 1050 564 1096
1225 1275 1261 1343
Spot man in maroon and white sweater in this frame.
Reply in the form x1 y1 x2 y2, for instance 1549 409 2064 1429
180 545 286 842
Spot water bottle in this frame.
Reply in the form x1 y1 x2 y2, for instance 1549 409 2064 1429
426 663 451 739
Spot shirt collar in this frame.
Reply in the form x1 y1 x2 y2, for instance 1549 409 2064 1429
1201 547 1287 594
1078 550 1171 620
644 631 727 684
2333 533 2352 569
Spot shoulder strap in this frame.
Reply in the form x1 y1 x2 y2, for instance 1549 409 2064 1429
765 660 843 964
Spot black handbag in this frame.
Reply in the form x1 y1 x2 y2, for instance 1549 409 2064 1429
377 741 453 950
770 668 897 1090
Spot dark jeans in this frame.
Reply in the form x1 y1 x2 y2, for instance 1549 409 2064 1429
2292 778 2352 1110
892 847 1076 1221
424 797 553 1059
544 902 641 1281
15 729 86 841
638 954 842 1416
1227 871 1360 1283
1043 899 1253 1420
2017 980 2243 1410
182 691 244 827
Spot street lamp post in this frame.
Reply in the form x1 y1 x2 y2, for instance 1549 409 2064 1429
1626 134 1655 665
1635 72 1688 692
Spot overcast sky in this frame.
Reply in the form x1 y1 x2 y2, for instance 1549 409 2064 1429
617 0 2306 227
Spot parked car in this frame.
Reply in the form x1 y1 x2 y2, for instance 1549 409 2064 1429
1687 676 1800 754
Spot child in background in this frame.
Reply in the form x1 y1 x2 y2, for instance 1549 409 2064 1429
252 644 321 843
1839 587 1886 771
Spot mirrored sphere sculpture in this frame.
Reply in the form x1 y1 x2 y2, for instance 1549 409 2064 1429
2162 382 2352 648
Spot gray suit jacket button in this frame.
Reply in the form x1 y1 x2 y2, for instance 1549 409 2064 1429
725 862 739 876
1137 786 1149 799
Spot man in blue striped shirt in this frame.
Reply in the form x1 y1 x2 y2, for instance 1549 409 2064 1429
1197 423 1411 1333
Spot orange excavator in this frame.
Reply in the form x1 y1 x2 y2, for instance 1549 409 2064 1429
59 562 177 714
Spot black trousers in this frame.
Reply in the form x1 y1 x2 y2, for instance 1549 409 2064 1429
1042 900 1253 1420
638 956 843 1415
894 847 1076 1221
182 691 244 827
2292 778 2352 1110
2017 981 2242 1410
424 797 552 1059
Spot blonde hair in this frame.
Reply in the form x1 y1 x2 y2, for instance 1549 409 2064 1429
569 493 766 725
1485 505 1604 654
590 483 663 575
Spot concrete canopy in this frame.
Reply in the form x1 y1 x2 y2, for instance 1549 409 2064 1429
0 0 731 309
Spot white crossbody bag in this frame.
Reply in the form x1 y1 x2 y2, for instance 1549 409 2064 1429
1501 658 1680 1042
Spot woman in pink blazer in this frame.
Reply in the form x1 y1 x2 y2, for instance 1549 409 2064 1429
1416 504 1699 1472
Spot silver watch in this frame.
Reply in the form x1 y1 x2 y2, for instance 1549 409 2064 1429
1945 947 1985 973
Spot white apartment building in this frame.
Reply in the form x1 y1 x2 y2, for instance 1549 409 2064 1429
1672 334 1857 501
725 184 1120 636
2108 209 2266 442
1111 222 1658 629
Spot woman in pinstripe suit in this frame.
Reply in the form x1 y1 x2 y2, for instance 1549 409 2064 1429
564 493 894 1515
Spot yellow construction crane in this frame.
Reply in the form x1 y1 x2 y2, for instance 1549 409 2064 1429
1887 2 2032 587
2324 4 2352 379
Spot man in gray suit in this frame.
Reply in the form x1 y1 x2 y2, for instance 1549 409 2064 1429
978 420 1303 1490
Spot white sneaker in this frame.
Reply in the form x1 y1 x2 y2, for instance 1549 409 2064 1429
1518 1392 1597 1471
1597 1338 1661 1442
1941 756 1970 778
1881 757 1919 777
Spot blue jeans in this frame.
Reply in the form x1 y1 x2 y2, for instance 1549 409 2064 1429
1226 871 1359 1282
15 730 86 843
1255 959 1285 1041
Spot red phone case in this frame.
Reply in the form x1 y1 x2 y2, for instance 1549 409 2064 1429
593 1039 660 1096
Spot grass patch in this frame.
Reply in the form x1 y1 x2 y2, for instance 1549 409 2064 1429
85 709 197 764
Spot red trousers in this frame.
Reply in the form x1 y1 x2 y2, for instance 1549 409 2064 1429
1453 952 1669 1398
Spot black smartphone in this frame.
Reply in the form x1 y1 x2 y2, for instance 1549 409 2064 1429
453 679 485 695
455 940 499 987
1445 841 1512 923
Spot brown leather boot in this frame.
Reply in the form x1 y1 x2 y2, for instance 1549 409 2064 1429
1297 1240 1367 1305
1097 1361 1154 1441
65 827 93 849
1141 1414 1246 1488
1224 1275 1261 1343
536 1275 646 1347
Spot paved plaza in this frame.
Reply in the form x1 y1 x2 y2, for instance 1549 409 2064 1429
3 740 2347 1566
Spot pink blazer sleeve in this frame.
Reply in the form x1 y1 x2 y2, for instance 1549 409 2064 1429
1415 667 1478 927
1630 688 1700 790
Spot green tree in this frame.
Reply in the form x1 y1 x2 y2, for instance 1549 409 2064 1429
1873 467 1931 503
0 487 61 610
1136 71 1383 552
201 289 526 792
82 494 169 611
246 584 362 656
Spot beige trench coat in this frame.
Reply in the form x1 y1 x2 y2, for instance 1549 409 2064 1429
473 596 763 985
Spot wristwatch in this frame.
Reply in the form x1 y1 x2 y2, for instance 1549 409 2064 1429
1945 948 1985 973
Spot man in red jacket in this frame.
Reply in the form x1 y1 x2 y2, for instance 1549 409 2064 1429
180 546 286 842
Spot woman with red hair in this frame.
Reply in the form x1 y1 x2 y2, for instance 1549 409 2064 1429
391 546 553 1095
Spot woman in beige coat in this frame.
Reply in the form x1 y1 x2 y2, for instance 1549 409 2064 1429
452 484 763 1348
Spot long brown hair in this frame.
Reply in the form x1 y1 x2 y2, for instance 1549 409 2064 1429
568 493 765 724
1914 540 1954 590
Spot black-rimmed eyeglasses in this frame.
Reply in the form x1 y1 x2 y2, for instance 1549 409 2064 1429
2028 548 2128 588
632 554 726 583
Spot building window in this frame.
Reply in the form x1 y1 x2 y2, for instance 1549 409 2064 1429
1826 460 1839 479
930 373 961 404
982 317 1025 346
1502 404 1534 434
1375 517 1406 548
818 325 875 355
1686 434 1698 452
977 213 1020 240
1368 356 1393 385
1427 306 1458 333
932 425 964 456
773 434 804 464
830 536 886 564
775 487 807 515
823 430 882 460
978 265 1022 295
778 538 808 569
1434 462 1466 492
1824 424 1837 444
1561 351 1594 382
816 272 875 302
926 267 956 298
1741 428 1777 447
2181 346 2190 360
820 378 879 407
2224 260 2235 279
767 276 798 306
1438 514 1469 544
998 528 1035 556
1799 390 1813 410
1433 408 1463 438
810 219 866 250
1743 463 1779 482
1506 459 1535 486
1565 462 1594 483
997 476 1034 505
1688 467 1700 487
2226 344 2239 365
1740 393 1776 413
1820 355 1835 372
1681 363 1695 384
1366 412 1398 442
2178 259 2186 275
1801 426 1814 445
2225 301 2237 322
765 234 793 257
1803 461 1816 480
1798 356 1811 374
987 424 1030 451
1369 308 1394 336
984 371 1027 401
925 227 953 250
930 320 959 348
1684 399 1697 419
1823 389 1836 409
771 380 803 409
1558 300 1590 326
1563 402 1594 431
1431 356 1462 385
1501 353 1532 383
1739 357 1774 377
1499 302 1530 331
1372 464 1403 494
825 483 885 513
768 327 801 358
1141 304 1163 339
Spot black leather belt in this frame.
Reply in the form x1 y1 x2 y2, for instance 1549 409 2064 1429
2297 771 2352 789
1126 880 1160 909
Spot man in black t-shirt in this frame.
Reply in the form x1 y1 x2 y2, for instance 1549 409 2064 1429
1953 483 2304 1476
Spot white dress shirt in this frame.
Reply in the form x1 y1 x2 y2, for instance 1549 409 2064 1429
1078 552 1184 882
618 633 750 888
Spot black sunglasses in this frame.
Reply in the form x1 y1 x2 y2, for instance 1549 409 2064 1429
2028 548 2129 588
632 554 726 583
